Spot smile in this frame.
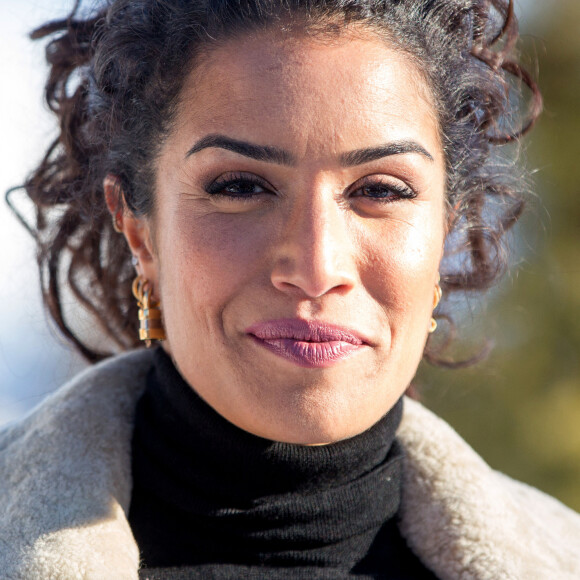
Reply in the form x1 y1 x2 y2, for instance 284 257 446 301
245 319 368 368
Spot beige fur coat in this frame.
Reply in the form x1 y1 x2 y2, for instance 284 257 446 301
1 349 579 579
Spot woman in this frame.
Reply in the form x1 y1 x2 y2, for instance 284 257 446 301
1 0 579 578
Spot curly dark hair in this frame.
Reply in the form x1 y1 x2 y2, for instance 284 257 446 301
9 0 541 363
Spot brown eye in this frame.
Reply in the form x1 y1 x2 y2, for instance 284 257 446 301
352 179 417 203
206 172 272 199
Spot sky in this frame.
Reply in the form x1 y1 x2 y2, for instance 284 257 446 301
0 0 561 424
0 0 86 423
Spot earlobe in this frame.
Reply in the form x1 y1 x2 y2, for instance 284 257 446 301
103 174 156 270
122 213 156 265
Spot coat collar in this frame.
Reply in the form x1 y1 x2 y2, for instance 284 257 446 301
398 396 580 579
1 349 579 579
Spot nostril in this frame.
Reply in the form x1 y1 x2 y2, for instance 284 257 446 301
270 260 356 298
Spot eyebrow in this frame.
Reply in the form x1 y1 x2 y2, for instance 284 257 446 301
185 134 434 166
340 142 434 166
186 134 295 165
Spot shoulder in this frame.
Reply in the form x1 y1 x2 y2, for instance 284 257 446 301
0 348 153 579
0 348 153 456
398 397 580 580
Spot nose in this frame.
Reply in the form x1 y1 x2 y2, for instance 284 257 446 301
270 188 357 298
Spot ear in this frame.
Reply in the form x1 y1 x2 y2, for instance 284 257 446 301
445 197 460 235
104 175 159 291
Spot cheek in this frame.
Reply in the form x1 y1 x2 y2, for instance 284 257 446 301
158 209 273 311
360 215 443 326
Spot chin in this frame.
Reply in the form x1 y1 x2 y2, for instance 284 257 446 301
243 384 387 444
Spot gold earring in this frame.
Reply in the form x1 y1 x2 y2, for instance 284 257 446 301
132 276 166 347
429 281 443 334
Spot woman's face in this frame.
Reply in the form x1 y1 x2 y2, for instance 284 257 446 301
121 30 446 444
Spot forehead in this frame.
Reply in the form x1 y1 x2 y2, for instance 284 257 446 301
174 30 441 160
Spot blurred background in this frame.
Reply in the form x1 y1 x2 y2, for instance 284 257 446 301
1 0 579 510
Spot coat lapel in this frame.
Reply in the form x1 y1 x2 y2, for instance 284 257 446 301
0 350 151 579
398 398 580 580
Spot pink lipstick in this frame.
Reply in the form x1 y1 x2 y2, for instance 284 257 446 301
245 319 367 368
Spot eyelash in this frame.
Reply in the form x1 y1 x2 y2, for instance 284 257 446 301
205 172 417 203
350 178 417 203
205 172 271 199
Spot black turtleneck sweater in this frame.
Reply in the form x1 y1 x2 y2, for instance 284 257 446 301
128 347 437 579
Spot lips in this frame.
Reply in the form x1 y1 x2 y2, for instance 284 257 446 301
245 319 368 368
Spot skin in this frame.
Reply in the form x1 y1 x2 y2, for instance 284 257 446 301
106 29 447 444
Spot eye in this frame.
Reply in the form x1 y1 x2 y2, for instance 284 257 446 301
350 176 417 203
205 172 273 199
